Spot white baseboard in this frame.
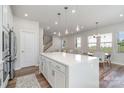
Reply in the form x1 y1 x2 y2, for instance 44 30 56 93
15 64 39 71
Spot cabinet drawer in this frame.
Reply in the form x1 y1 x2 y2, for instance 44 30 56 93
54 63 65 73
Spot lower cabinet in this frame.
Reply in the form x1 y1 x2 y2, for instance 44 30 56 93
48 62 55 87
39 55 66 88
0 64 3 88
54 69 65 88
43 60 49 80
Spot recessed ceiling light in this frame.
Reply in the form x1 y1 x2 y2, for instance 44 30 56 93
65 29 69 34
53 32 56 35
24 13 28 17
55 21 58 25
120 14 123 17
72 10 76 13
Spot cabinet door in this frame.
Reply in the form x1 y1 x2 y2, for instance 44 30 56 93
43 60 49 79
2 5 8 28
48 62 55 87
54 70 65 88
39 57 43 73
7 6 13 29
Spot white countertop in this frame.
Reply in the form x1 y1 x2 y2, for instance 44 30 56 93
41 52 99 66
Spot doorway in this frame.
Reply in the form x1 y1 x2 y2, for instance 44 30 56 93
20 31 35 68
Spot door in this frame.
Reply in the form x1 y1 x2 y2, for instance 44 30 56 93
20 31 35 68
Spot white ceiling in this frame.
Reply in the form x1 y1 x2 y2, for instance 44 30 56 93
12 5 124 36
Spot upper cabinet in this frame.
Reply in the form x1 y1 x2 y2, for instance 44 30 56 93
2 5 13 30
2 5 8 29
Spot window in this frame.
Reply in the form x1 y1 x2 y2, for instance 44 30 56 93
62 40 66 48
88 35 97 52
118 32 124 53
76 37 81 48
100 33 112 53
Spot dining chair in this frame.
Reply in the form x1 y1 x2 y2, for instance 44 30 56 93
94 51 105 69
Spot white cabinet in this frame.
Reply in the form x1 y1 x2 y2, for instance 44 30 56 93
54 68 65 88
39 55 66 88
2 5 8 29
42 59 49 79
7 6 13 29
2 5 13 30
40 53 99 88
39 56 43 73
48 62 55 87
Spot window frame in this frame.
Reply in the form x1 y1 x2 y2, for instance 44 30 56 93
75 36 81 48
100 33 112 53
88 35 97 52
117 32 124 53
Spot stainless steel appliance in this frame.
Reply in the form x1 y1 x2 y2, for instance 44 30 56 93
2 26 10 82
9 30 17 79
3 56 10 82
2 26 9 60
2 26 10 83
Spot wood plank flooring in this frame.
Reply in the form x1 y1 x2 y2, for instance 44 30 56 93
100 63 124 88
7 66 51 88
7 64 124 88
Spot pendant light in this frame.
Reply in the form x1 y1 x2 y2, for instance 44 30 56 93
74 6 80 32
93 21 99 38
76 25 80 32
64 6 69 35
57 13 61 36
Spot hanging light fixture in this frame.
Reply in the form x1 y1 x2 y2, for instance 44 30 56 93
57 12 61 36
65 29 69 34
74 6 81 33
64 6 69 35
93 21 100 38
76 25 80 32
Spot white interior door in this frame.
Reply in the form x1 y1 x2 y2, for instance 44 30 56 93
20 31 35 68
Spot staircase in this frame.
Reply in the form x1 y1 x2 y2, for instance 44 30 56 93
43 41 52 52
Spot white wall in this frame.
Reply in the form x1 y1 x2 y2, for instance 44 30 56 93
14 16 39 70
62 22 124 65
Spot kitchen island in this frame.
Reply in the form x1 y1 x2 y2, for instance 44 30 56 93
39 52 99 88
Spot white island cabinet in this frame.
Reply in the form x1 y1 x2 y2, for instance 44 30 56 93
39 52 99 88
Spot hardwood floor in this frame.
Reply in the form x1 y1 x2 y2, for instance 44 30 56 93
7 66 51 88
100 63 124 88
7 64 124 88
